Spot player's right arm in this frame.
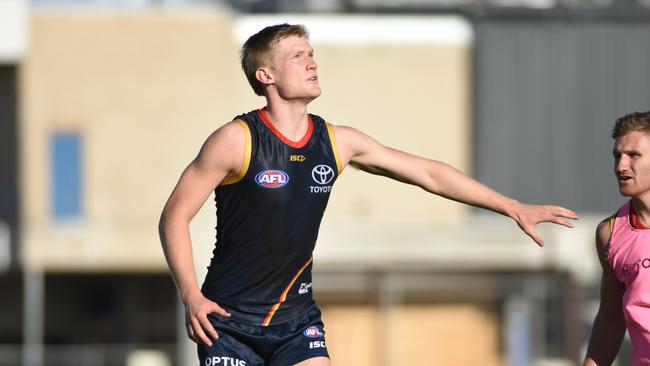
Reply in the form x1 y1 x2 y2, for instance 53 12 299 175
583 217 626 366
158 121 245 347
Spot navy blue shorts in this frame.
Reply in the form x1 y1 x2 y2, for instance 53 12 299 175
197 303 329 366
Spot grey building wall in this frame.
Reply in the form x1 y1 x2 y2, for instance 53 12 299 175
474 21 650 213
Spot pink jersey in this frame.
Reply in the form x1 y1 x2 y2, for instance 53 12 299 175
608 200 650 365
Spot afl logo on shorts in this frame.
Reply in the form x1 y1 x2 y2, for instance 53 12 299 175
255 170 289 188
311 165 334 185
303 326 323 338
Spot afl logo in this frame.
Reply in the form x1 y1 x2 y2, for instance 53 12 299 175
255 170 289 188
303 326 323 338
311 165 335 185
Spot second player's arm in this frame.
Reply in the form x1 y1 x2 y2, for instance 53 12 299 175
333 125 577 246
159 121 245 346
583 219 626 366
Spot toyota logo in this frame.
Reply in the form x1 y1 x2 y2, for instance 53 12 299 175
311 165 335 185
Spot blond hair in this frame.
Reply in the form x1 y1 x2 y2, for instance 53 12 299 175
240 24 309 96
612 112 650 139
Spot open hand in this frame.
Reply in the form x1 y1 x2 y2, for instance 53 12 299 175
511 202 578 247
184 293 231 346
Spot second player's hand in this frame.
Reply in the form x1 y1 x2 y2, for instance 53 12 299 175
509 202 579 247
184 292 231 347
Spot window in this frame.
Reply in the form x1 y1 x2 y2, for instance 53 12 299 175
50 132 82 219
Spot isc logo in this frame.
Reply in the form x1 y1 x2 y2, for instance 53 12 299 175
309 341 326 349
303 326 323 338
255 170 289 189
290 155 306 162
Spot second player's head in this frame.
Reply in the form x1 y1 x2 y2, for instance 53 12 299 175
612 111 650 198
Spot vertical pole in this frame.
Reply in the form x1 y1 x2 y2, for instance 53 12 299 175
23 268 44 366
378 273 401 366
504 293 531 366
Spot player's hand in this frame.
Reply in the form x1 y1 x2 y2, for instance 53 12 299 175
510 202 578 247
184 292 231 347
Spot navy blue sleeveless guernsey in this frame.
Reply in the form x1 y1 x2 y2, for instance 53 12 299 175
201 108 342 326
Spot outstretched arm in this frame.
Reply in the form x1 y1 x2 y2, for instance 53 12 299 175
583 218 626 366
333 125 578 246
159 121 245 346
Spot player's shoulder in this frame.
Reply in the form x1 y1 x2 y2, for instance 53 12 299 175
329 123 355 133
220 119 248 135
197 119 247 161
329 124 373 141
329 124 381 153
205 119 247 144
595 213 617 249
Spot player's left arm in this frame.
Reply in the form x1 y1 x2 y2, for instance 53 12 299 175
333 125 578 246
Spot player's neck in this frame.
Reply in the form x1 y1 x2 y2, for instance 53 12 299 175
630 197 650 228
263 101 310 141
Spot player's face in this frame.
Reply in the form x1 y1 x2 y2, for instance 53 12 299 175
268 35 320 102
614 130 650 198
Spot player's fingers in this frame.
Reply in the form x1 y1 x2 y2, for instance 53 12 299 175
554 218 575 228
185 313 197 342
525 227 544 247
537 212 576 227
198 315 219 341
547 206 579 219
187 321 203 344
543 214 576 228
191 317 213 347
557 209 578 220
212 303 232 318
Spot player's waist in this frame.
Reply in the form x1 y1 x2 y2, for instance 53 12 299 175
206 295 316 326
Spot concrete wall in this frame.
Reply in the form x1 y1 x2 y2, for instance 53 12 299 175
322 303 500 366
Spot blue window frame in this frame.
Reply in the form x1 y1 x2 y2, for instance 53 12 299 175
50 132 82 219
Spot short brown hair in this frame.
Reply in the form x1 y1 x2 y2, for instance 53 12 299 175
240 24 309 96
612 112 650 139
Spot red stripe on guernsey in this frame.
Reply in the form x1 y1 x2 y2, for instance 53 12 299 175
630 206 650 229
262 256 313 326
258 108 314 149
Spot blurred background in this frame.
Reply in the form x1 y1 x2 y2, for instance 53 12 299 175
1 0 650 364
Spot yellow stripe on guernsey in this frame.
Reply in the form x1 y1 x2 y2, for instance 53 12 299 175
262 256 314 326
326 122 343 174
222 119 252 185
608 214 616 244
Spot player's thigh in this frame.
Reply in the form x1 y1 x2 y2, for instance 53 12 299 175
270 304 329 365
197 316 265 366
198 335 264 366
293 356 331 366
